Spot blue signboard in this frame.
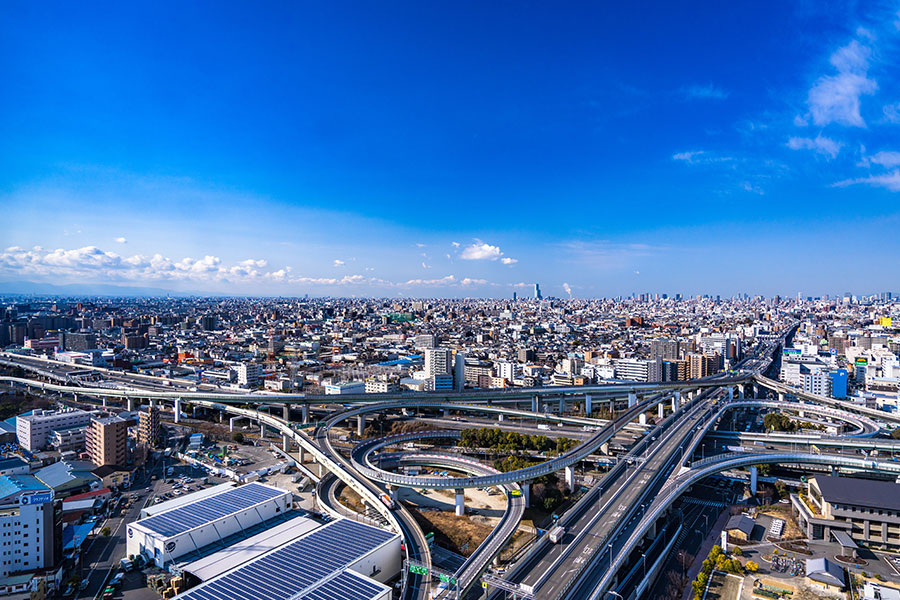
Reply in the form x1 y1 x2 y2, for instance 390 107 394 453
20 492 54 505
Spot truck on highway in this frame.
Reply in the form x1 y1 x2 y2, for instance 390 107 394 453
379 493 395 510
537 424 550 431
549 525 565 544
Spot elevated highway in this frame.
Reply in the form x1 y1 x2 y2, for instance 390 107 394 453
588 449 900 599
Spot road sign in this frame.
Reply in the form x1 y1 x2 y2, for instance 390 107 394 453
409 565 429 576
482 583 487 589
438 573 457 585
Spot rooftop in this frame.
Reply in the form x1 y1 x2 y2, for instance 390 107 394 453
814 475 900 512
135 482 288 538
173 518 396 600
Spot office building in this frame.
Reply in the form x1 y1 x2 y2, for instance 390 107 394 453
534 283 542 300
85 415 128 467
650 339 681 360
364 380 400 394
612 358 652 382
61 331 97 351
323 382 366 395
16 408 95 452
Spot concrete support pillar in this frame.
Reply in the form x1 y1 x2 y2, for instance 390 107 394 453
521 483 530 507
728 387 734 401
298 446 305 463
532 396 539 413
799 410 805 418
455 489 465 516
585 394 592 416
150 398 157 409
558 397 564 414
127 397 134 412
260 423 266 438
218 410 224 423
639 413 647 425
628 392 637 408
229 416 239 432
174 398 182 423
600 442 610 455
673 392 681 409
390 486 400 501
282 434 289 452
283 405 290 421
738 384 745 400
658 403 664 418
750 466 758 495
301 404 309 424
102 397 107 409
498 413 505 422
357 414 365 437
73 393 79 404
564 466 575 490
647 519 657 539
778 392 785 403
831 465 838 476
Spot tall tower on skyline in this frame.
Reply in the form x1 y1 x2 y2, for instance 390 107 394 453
534 283 542 300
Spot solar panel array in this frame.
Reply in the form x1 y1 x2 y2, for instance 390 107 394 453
139 483 286 537
175 519 395 600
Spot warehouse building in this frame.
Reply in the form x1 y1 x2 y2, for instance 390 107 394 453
126 482 291 567
172 517 400 600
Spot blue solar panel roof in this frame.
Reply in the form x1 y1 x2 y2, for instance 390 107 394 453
175 518 396 600
138 483 287 538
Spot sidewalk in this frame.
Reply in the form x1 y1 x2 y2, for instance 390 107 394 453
682 508 732 600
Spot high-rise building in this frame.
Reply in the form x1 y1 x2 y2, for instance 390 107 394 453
518 348 536 363
0 474 56 578
137 406 160 448
236 362 262 387
688 353 720 379
424 348 452 377
534 283 542 300
85 415 128 467
62 331 97 351
650 339 681 360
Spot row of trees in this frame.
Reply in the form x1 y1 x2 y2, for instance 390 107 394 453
458 427 578 454
691 545 757 600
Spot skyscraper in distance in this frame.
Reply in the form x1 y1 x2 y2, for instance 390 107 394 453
534 283 542 300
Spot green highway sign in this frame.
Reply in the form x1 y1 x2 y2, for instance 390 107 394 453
438 574 457 585
409 565 429 576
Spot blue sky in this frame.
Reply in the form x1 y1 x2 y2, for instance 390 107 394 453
1 2 899 298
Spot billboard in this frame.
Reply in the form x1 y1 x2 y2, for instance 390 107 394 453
20 491 54 505
855 358 868 366
782 348 802 360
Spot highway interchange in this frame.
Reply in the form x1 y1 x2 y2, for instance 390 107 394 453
4 324 900 600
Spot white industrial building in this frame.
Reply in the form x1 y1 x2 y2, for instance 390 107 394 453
16 408 96 451
126 482 291 567
172 517 400 600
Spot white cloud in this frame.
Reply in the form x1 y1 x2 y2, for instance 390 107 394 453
793 115 808 127
833 170 900 192
114 237 127 244
460 278 487 286
500 257 518 265
562 282 572 296
671 150 733 165
421 262 431 269
860 151 900 168
333 259 345 267
461 240 503 261
741 181 765 194
681 84 729 100
808 39 877 127
415 243 426 248
451 241 460 248
787 135 843 158
884 103 900 123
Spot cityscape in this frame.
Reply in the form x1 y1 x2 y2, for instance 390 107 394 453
2 3 900 600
